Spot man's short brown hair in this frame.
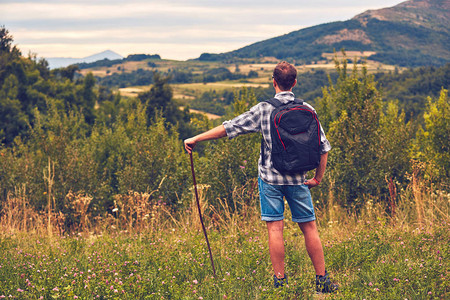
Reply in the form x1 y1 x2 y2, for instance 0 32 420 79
273 61 297 91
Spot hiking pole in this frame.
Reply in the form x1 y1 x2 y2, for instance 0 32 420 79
189 152 216 277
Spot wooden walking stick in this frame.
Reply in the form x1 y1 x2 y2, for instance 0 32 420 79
189 152 216 277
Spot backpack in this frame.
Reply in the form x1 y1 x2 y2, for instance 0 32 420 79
261 98 321 174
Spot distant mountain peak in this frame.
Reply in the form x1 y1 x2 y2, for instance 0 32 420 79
46 50 123 69
81 50 123 63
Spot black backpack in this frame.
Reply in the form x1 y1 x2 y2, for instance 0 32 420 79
261 98 321 174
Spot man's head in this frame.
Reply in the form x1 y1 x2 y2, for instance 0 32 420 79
272 61 297 91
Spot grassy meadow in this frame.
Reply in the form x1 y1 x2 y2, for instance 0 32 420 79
0 175 448 299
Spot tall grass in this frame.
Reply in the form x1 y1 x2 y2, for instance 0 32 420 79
0 173 448 299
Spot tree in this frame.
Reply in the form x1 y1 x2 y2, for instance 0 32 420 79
0 74 28 144
137 72 196 139
52 65 80 82
377 101 413 189
139 73 174 123
81 73 96 124
413 89 449 182
0 26 16 54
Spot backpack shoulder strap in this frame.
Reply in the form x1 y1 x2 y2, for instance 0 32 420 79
265 98 305 106
264 98 283 107
260 98 282 167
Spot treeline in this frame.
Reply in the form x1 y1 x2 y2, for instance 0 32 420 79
188 70 338 117
96 66 259 88
375 64 450 118
190 64 449 119
0 27 448 232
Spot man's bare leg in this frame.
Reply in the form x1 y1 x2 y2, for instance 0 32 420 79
267 220 285 278
298 220 325 276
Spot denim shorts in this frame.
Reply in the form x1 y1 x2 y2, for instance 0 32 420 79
258 177 316 223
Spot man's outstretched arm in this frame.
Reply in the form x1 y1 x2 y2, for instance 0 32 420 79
184 125 227 154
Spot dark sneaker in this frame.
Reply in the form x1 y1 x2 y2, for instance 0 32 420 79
316 271 338 293
273 274 288 288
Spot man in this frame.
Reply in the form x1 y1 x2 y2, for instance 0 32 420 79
184 61 338 293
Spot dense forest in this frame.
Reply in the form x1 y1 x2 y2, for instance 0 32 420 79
0 27 448 232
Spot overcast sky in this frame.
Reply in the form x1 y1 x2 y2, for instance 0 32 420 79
1 0 405 60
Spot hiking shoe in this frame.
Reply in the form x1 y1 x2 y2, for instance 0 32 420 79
316 271 338 293
273 274 288 288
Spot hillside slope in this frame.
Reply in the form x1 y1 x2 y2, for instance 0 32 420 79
199 0 449 67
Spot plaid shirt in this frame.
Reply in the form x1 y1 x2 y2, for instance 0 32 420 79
223 91 332 185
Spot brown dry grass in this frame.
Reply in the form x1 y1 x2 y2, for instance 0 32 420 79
0 172 447 238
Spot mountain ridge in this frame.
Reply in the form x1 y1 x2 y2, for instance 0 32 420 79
198 0 450 67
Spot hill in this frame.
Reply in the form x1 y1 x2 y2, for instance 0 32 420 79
198 0 449 67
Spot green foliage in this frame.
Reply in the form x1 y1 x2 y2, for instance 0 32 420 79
86 105 188 211
51 65 79 82
190 90 235 115
0 98 191 226
0 26 20 55
413 89 449 182
138 73 176 123
0 74 28 143
377 102 413 185
293 69 338 105
98 68 155 88
375 63 450 118
76 54 161 69
196 88 260 207
202 67 247 83
0 32 197 225
98 62 448 124
318 58 413 208
0 32 109 144
0 28 448 232
137 72 195 139
125 53 160 61
321 60 381 207
0 101 91 215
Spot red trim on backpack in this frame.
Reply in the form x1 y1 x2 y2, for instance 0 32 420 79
272 107 321 151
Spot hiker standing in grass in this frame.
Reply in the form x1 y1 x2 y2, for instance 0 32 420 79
184 61 338 293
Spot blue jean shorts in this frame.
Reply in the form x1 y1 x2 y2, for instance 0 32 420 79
258 177 316 223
